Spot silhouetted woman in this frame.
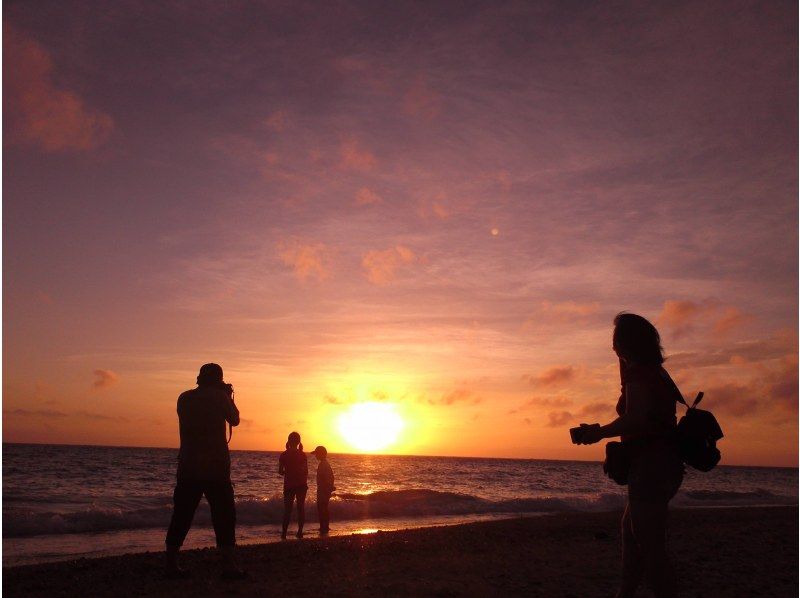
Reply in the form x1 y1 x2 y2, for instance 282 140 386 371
278 431 308 539
577 313 684 598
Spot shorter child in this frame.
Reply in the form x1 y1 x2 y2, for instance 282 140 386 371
312 446 335 535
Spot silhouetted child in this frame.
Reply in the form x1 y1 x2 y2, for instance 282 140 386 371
278 432 308 539
312 446 335 535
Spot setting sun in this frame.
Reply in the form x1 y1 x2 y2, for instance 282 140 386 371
337 402 405 453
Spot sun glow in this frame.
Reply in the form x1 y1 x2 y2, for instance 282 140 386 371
337 402 405 453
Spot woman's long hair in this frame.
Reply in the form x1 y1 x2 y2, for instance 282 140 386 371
286 431 303 452
613 313 664 365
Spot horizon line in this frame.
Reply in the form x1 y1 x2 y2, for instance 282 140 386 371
2 440 796 469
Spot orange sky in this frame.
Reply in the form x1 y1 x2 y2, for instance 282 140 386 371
3 2 798 466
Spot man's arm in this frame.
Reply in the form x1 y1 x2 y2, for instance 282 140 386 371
223 392 240 427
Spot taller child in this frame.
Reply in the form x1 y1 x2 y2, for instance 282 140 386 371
278 431 308 539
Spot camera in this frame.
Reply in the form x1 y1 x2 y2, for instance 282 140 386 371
570 423 600 444
220 382 234 397
569 426 585 444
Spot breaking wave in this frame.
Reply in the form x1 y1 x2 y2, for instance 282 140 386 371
5 487 794 538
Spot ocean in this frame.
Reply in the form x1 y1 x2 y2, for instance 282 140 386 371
3 443 797 566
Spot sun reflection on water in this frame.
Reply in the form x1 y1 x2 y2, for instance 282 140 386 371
353 527 380 535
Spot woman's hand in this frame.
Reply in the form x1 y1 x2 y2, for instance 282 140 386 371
577 423 603 445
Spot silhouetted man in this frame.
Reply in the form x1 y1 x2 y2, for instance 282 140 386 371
165 363 244 579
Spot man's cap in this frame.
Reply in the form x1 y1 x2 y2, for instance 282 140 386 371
197 363 223 384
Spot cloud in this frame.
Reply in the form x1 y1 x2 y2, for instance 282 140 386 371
508 395 572 414
416 192 451 220
659 300 702 336
278 240 330 281
577 401 614 418
428 388 481 406
525 366 575 387
546 411 573 427
667 330 796 368
5 408 68 419
332 55 392 92
239 418 273 433
361 245 418 284
702 382 760 417
4 24 114 151
763 356 798 412
4 408 126 422
542 401 615 427
494 170 512 191
323 393 346 405
74 410 128 422
524 396 573 408
524 301 601 329
340 138 376 171
92 369 119 390
262 110 288 131
34 291 55 305
658 300 751 338
370 390 391 401
534 352 796 427
323 389 397 406
403 76 443 120
355 187 382 206
712 307 754 336
680 353 796 419
543 301 601 318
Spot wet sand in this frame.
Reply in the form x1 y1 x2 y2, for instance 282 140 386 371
3 506 797 597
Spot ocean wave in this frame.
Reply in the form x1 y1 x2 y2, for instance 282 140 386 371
3 487 795 538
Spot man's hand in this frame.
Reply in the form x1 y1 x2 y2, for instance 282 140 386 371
577 423 603 445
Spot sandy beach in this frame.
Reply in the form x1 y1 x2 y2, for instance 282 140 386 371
3 506 796 597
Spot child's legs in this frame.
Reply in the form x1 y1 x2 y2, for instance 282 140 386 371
317 491 330 530
282 489 296 534
296 488 307 532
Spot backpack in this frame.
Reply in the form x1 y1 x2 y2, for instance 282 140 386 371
675 391 724 471
661 370 724 471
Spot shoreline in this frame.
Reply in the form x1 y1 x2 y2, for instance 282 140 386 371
3 512 527 568
4 505 797 596
3 503 793 568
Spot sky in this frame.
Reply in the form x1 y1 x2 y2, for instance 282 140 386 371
3 0 797 466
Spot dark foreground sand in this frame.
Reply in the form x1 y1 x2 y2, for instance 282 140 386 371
3 506 797 597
